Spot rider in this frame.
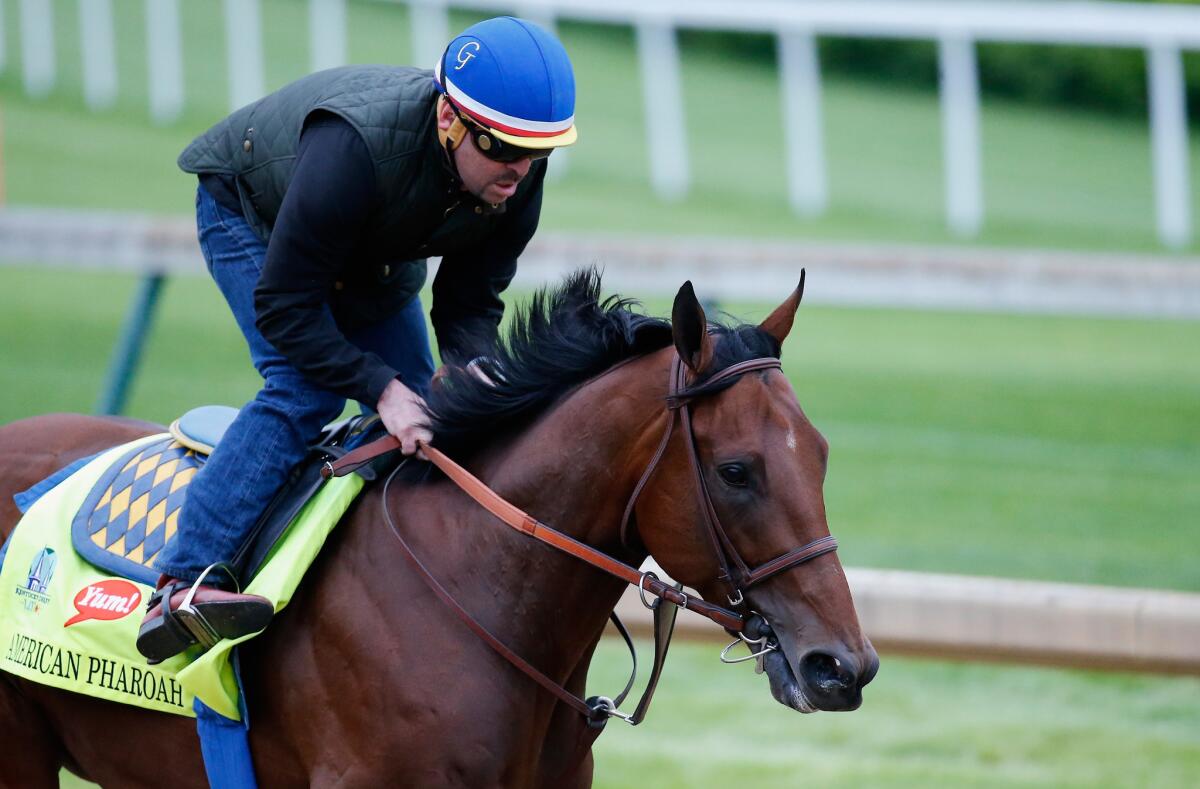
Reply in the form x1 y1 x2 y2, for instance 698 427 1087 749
136 17 578 662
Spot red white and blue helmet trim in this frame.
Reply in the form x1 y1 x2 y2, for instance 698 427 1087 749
434 17 577 149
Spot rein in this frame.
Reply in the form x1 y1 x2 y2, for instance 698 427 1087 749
323 352 839 728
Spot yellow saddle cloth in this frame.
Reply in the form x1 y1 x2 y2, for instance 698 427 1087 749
0 433 364 719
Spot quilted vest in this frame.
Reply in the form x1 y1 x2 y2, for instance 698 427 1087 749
177 65 540 309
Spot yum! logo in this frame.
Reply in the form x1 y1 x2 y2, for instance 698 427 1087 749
64 579 143 628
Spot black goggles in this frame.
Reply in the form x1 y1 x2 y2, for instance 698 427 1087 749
457 112 553 164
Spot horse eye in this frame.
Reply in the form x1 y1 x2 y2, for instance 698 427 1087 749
718 463 749 487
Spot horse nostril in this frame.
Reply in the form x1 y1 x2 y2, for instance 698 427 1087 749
800 651 855 694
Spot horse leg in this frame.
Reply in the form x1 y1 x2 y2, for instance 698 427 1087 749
0 674 64 788
534 633 603 789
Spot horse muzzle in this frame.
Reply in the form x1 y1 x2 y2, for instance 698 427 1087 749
763 632 879 713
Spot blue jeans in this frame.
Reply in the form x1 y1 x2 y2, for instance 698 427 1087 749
155 185 435 581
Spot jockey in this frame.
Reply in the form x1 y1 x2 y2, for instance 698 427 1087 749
136 17 577 663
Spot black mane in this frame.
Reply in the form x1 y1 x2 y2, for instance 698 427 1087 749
424 268 781 458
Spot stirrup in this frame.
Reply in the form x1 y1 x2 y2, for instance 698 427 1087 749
172 563 235 649
137 563 269 665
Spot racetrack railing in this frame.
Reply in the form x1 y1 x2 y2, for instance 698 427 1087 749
2 206 1199 414
617 564 1200 676
3 0 1197 247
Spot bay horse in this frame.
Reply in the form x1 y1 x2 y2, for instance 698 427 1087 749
0 271 877 787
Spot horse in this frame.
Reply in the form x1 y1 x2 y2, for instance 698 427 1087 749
0 270 878 788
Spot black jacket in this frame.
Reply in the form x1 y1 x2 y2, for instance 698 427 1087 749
181 67 544 404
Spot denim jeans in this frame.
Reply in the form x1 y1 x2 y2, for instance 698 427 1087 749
155 184 435 581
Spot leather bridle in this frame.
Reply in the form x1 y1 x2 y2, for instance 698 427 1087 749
324 352 839 728
620 355 839 609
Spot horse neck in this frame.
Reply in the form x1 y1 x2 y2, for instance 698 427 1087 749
395 350 672 677
482 348 671 556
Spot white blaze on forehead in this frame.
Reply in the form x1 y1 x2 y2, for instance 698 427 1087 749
786 429 797 452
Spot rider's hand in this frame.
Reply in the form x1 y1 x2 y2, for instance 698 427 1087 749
376 379 432 458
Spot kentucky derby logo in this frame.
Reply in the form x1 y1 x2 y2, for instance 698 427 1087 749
16 547 56 613
455 41 480 70
64 579 142 628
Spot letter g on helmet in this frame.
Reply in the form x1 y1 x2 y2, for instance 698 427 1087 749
433 16 577 151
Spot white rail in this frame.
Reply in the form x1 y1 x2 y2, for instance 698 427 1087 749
79 0 117 111
3 1 1198 246
615 566 1200 675
2 207 1199 318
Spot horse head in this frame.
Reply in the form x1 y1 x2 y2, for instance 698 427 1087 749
630 277 879 713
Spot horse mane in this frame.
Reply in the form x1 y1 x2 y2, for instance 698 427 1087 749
424 267 782 459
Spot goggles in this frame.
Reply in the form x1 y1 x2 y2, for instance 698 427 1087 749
455 110 553 164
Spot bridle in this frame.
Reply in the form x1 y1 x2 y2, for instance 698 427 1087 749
324 351 839 729
620 355 838 610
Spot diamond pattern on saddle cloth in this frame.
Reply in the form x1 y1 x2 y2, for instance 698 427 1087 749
70 436 203 586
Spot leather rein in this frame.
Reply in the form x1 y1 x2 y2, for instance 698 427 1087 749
324 353 838 726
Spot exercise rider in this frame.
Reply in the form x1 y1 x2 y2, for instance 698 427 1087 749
136 17 578 663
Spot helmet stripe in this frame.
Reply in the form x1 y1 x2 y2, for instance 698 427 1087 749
442 74 574 137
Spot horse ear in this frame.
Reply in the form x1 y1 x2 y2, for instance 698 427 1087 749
672 281 713 375
759 269 806 345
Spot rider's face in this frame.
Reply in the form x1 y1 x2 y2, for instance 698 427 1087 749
437 99 536 205
455 133 534 205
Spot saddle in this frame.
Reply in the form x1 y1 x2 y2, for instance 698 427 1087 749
72 406 389 589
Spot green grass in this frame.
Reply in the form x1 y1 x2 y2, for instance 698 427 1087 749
587 640 1200 789
55 639 1200 788
2 267 1197 592
2 0 1199 251
772 303 1200 590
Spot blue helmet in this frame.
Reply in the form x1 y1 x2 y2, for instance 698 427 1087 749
434 17 577 150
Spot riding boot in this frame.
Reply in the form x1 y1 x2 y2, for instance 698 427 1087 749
136 571 274 665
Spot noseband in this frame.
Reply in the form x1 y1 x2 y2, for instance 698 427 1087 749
620 355 839 608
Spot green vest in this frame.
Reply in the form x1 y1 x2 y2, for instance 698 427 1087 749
178 65 541 314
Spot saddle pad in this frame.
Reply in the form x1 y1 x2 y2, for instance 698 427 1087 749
71 436 202 586
0 433 365 720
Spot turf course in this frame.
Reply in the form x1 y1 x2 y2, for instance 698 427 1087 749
53 639 1200 788
2 0 1199 251
587 640 1200 789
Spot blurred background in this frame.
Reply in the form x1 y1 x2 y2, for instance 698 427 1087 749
0 1 1197 786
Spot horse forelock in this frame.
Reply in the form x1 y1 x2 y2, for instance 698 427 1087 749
673 323 783 402
422 268 782 463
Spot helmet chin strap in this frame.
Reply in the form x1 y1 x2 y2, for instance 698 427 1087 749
436 96 469 187
435 96 502 211
437 96 469 154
